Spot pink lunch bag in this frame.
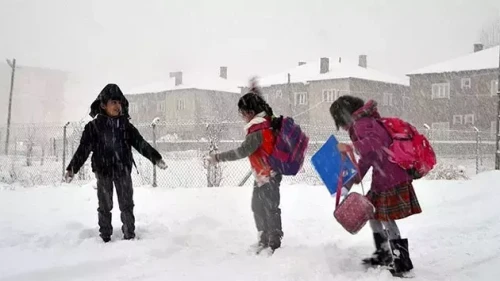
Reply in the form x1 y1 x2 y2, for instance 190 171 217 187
333 150 375 235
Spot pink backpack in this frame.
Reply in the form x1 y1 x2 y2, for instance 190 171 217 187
378 117 437 179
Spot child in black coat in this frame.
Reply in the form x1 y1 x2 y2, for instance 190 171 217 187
65 84 167 242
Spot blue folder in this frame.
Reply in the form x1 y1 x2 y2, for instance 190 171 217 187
311 135 358 195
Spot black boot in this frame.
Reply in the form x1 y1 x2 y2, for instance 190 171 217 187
389 238 414 276
268 230 283 251
362 232 392 266
249 231 269 254
100 234 111 243
123 233 136 240
258 231 269 248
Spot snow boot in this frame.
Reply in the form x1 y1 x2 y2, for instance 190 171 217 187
123 232 136 240
389 238 414 276
258 231 269 248
362 232 392 266
249 231 270 254
268 230 283 251
100 234 111 243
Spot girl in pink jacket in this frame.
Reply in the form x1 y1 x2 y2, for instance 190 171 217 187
330 95 421 276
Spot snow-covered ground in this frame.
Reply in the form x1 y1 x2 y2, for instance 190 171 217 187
1 172 500 281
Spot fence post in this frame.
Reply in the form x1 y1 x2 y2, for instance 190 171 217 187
41 145 45 166
152 122 157 188
53 138 58 162
423 124 431 140
473 127 479 174
62 122 70 179
479 132 483 166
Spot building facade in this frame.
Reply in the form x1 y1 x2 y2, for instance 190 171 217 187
125 67 242 142
406 44 500 139
241 55 410 135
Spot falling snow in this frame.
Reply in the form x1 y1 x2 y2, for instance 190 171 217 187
1 2 500 281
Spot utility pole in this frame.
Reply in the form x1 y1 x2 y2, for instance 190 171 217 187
5 59 16 155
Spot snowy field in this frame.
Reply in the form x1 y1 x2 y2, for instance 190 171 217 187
1 172 500 281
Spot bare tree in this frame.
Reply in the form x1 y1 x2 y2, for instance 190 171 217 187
201 91 240 187
205 123 223 187
479 17 500 48
25 126 36 167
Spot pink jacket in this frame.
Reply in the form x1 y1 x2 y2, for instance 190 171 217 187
348 100 412 193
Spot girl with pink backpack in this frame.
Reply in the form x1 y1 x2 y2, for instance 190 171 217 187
329 95 422 277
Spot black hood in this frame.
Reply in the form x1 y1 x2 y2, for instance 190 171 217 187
90 84 130 118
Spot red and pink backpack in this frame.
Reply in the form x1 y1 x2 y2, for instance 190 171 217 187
269 116 309 175
378 117 436 179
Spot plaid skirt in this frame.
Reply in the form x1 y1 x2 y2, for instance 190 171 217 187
366 183 422 221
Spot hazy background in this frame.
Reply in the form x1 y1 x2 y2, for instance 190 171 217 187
1 0 500 122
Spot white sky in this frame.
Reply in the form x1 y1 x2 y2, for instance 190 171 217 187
0 0 500 121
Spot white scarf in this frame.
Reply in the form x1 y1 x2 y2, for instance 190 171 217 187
243 111 268 133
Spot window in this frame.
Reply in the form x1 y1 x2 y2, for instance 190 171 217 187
157 102 165 112
129 103 138 114
461 78 471 89
453 115 463 125
322 89 335 102
491 121 497 139
322 89 341 102
492 80 499 96
294 92 308 105
464 114 475 125
176 99 186 111
431 83 450 99
382 93 393 106
275 90 283 99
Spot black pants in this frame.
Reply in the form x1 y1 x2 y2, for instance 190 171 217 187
95 171 135 239
251 174 283 244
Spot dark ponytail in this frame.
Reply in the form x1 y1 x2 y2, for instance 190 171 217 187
238 78 275 117
262 102 274 117
237 93 274 116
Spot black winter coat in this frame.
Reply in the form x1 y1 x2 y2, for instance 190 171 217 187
66 114 162 176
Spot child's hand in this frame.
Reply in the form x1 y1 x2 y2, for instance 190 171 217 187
337 143 352 153
156 159 168 170
64 170 74 183
204 154 217 165
352 174 362 184
344 179 355 190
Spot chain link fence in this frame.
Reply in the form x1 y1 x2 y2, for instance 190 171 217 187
0 121 496 187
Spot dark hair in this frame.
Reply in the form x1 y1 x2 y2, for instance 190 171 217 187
238 92 274 117
329 95 365 130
